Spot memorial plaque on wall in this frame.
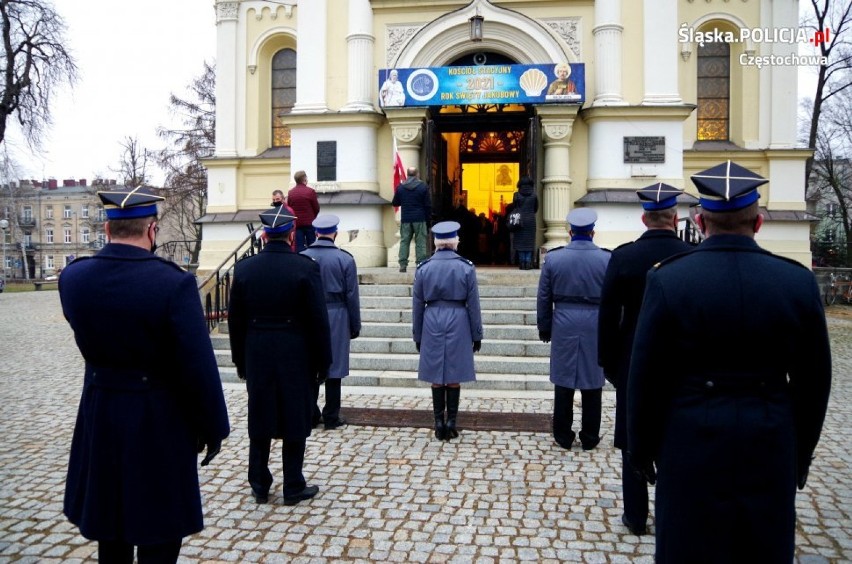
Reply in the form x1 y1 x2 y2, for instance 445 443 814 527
317 141 337 181
623 136 665 163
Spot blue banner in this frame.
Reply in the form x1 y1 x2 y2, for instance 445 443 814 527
378 63 585 108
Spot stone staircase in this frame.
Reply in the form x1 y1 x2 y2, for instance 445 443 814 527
212 267 553 391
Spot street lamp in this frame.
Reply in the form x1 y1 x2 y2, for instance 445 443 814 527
0 218 8 281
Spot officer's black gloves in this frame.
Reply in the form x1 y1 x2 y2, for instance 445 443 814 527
415 342 421 352
539 330 551 343
198 439 222 466
350 329 360 340
316 371 328 386
627 452 656 485
473 340 482 353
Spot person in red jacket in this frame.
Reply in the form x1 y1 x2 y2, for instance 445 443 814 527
287 170 320 252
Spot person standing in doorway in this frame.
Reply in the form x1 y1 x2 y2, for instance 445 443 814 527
392 166 432 272
537 208 610 450
288 170 320 252
301 214 362 431
59 187 230 563
228 206 332 506
413 221 483 441
597 183 692 536
512 176 538 269
627 161 831 562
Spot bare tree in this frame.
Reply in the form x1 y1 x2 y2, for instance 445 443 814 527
155 61 215 267
0 0 77 146
810 87 852 266
112 135 152 188
802 0 852 192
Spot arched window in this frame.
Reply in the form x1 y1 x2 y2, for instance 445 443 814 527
696 41 730 141
271 48 297 147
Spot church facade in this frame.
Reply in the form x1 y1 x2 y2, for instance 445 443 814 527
199 0 813 272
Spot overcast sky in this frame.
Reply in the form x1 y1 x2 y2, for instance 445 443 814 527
6 0 216 185
5 2 822 186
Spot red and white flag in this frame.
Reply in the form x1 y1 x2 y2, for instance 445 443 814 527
392 138 406 212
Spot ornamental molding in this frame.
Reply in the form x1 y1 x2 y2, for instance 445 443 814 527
386 25 423 67
544 18 582 60
216 2 239 22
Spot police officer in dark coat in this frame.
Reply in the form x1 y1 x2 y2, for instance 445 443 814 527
59 187 230 563
597 183 692 536
413 221 483 441
228 207 332 506
627 161 832 562
301 214 362 430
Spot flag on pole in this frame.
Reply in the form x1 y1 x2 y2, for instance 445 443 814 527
392 138 406 212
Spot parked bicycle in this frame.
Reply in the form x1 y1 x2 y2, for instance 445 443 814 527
824 272 852 306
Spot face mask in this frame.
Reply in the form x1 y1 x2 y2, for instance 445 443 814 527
272 201 282 207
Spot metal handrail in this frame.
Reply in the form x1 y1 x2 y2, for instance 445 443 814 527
197 224 263 332
678 216 704 245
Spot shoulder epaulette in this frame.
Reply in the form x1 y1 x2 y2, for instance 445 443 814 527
613 241 633 251
547 245 565 252
152 255 186 272
416 258 431 269
457 256 474 265
651 249 693 270
339 248 354 258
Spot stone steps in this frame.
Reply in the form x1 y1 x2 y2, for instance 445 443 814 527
213 267 559 391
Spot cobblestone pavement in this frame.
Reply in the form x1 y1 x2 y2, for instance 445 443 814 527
1 291 849 563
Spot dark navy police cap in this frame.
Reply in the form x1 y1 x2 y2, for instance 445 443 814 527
567 208 597 231
691 160 767 212
432 220 461 239
97 187 164 220
312 214 339 235
259 207 296 234
636 183 683 211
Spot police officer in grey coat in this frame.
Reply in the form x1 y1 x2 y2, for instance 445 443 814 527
413 221 484 441
537 208 610 450
301 214 362 430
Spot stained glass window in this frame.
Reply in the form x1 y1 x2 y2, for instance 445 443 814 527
697 41 729 141
272 48 297 147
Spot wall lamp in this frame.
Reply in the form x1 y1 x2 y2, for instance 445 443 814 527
469 8 484 42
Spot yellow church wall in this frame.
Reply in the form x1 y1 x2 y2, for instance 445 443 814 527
620 0 645 106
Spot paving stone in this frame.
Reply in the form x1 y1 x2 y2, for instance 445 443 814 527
0 292 849 562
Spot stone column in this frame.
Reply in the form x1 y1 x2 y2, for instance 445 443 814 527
537 106 580 250
214 1 239 158
293 0 329 113
384 109 427 267
593 0 625 105
768 0 797 148
642 0 681 104
342 0 375 112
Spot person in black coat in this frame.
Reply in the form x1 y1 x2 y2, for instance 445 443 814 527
597 183 692 536
59 187 230 564
228 207 332 506
511 176 538 269
627 162 832 562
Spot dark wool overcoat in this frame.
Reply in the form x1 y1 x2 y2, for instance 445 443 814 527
597 229 692 449
228 240 332 440
511 184 538 252
59 243 231 545
627 234 831 563
301 238 362 378
413 249 483 384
